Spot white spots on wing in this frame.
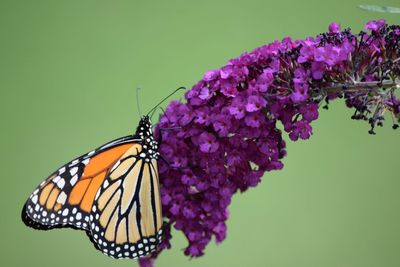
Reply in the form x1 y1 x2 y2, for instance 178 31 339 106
82 158 90 165
110 161 120 173
70 174 78 186
57 191 67 204
62 209 69 216
70 166 78 176
34 204 40 212
53 176 61 183
88 150 96 156
59 167 66 175
56 178 65 189
31 195 38 204
76 212 82 220
95 190 101 200
72 207 77 214
103 180 109 188
140 153 146 158
69 159 79 167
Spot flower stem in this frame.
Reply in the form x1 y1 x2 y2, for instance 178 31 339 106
321 79 399 94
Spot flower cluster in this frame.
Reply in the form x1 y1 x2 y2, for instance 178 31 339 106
142 20 400 266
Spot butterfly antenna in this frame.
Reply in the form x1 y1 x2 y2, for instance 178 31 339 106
149 106 158 120
136 87 142 118
146 86 186 116
150 106 166 121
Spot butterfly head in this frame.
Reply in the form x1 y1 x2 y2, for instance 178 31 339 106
136 116 153 138
135 116 159 160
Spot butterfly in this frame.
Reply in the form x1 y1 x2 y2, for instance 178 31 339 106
21 115 164 259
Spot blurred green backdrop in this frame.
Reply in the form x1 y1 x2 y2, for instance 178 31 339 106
0 1 399 266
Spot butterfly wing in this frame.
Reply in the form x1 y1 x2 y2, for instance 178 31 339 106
22 134 164 259
22 135 138 231
88 147 163 259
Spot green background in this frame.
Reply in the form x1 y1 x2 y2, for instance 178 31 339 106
1 1 399 266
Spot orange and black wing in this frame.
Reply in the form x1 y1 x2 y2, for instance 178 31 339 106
22 135 138 231
89 147 163 259
22 135 164 259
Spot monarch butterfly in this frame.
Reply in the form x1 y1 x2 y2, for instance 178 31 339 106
21 87 184 259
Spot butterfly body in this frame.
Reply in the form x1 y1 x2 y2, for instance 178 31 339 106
22 116 163 259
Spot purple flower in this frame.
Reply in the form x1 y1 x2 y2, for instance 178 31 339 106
138 258 154 267
257 68 275 92
311 61 325 79
199 87 211 100
212 222 227 243
220 81 238 97
228 96 246 119
169 203 180 215
220 66 233 79
204 69 219 81
329 22 341 33
194 107 211 125
289 120 313 141
198 132 219 153
244 113 263 128
314 45 339 66
246 95 267 112
212 115 232 137
300 102 319 122
291 83 309 103
153 20 400 265
365 19 386 31
298 38 317 63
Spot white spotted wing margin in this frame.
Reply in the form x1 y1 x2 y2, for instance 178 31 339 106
21 135 139 232
88 154 163 259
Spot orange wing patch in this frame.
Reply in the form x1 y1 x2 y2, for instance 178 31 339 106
67 144 134 213
83 144 133 177
81 171 107 212
69 179 91 205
